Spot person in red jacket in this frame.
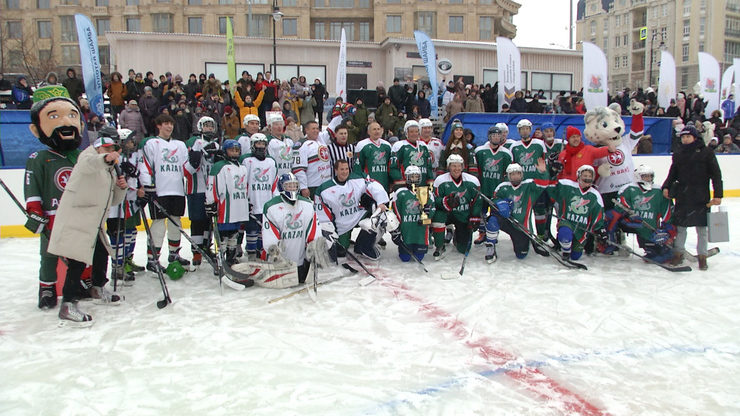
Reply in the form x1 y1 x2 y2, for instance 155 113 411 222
555 126 615 181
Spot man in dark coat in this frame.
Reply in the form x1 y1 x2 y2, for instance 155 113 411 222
661 125 723 270
388 78 405 112
62 68 85 105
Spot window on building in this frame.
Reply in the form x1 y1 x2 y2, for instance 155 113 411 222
248 14 270 37
480 0 492 3
682 43 689 61
449 16 463 33
188 17 203 34
683 19 690 37
99 45 110 65
479 16 492 40
156 0 170 2
218 16 228 34
387 15 401 33
37 20 52 38
6 21 22 39
724 41 740 62
532 72 573 100
615 56 620 68
39 49 51 63
615 15 620 26
700 0 705 11
283 18 297 36
219 0 234 4
329 22 354 40
96 19 110 35
415 11 436 37
330 0 353 5
189 0 202 4
662 4 668 16
700 17 705 36
61 45 78 65
615 35 620 47
126 17 141 32
314 22 325 39
661 26 667 39
61 15 76 41
590 21 596 35
152 13 174 33
681 67 689 88
283 0 296 5
5 0 19 7
61 0 80 4
450 0 462 3
8 50 23 68
603 37 608 50
315 0 323 5
699 41 704 51
126 0 139 4
359 21 370 41
623 34 628 45
359 0 370 7
622 55 627 67
387 0 400 3
96 0 109 6
683 0 691 15
37 0 50 7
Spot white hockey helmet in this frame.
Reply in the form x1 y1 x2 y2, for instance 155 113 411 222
517 119 532 129
495 122 509 133
418 118 433 128
404 120 420 136
267 113 284 126
243 113 260 127
446 153 465 167
577 164 595 179
197 116 217 133
404 165 422 185
634 164 654 187
506 163 523 176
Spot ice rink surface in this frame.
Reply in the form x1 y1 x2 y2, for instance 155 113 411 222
1 200 739 416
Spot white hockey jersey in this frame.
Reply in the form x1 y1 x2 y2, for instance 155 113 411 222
293 137 332 190
242 155 279 215
236 133 252 156
420 137 445 170
139 137 195 197
109 150 142 219
267 135 295 178
262 195 318 265
594 131 641 193
184 136 219 195
206 160 251 224
314 172 390 235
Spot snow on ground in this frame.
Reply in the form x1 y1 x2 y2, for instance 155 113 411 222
2 200 740 416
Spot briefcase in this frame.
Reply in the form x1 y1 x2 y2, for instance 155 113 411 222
707 206 729 243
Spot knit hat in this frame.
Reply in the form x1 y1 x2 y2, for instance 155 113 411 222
566 126 581 138
679 125 699 139
224 105 233 114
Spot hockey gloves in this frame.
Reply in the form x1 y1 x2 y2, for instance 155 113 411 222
469 216 481 230
494 199 512 218
595 228 609 246
119 160 138 177
203 142 219 157
188 150 203 169
651 229 670 245
205 202 218 217
137 186 157 206
443 193 461 210
390 228 403 246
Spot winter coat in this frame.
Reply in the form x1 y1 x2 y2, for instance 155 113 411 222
510 97 528 113
221 110 241 139
48 146 126 264
444 98 464 122
62 74 85 104
665 105 681 118
119 107 147 141
108 80 127 107
12 81 33 109
557 143 610 181
184 80 200 103
416 97 431 118
388 84 405 110
234 89 264 123
464 96 485 113
376 102 398 132
527 98 544 114
661 140 723 227
299 96 317 126
124 79 144 103
352 103 369 131
173 112 192 141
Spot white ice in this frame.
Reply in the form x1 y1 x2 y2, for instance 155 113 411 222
2 200 740 416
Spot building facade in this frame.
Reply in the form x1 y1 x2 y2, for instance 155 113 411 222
576 0 740 94
0 0 520 82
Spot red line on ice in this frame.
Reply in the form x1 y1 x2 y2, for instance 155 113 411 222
379 277 607 416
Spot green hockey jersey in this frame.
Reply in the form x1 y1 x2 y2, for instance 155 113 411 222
354 138 392 190
389 140 434 188
493 177 551 230
432 172 482 222
548 179 605 243
616 183 673 240
391 186 436 246
510 139 547 180
24 149 80 233
474 143 513 197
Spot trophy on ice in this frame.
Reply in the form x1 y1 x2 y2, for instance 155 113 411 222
411 184 431 226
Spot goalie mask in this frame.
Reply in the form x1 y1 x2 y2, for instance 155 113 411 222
278 173 300 203
404 165 422 186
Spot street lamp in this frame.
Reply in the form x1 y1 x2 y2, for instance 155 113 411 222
272 0 284 77
648 33 667 88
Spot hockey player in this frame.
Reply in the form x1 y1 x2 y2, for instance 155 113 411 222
237 114 261 155
535 122 565 244
354 121 392 191
418 118 444 171
473 125 513 245
139 114 202 271
431 154 482 259
24 87 84 310
497 122 515 149
205 140 251 265
390 120 434 190
265 112 295 177
184 116 220 268
486 162 550 262
242 133 278 259
315 159 390 260
605 164 675 262
390 165 434 262
293 120 333 198
509 119 547 181
549 165 606 260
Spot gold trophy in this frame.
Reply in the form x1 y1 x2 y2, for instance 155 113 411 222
412 184 431 225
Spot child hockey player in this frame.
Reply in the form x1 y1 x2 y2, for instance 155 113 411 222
473 125 513 245
242 133 278 259
390 165 434 262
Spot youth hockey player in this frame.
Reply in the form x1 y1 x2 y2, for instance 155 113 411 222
389 120 434 190
237 114 261 155
605 164 675 262
535 122 565 244
139 114 202 271
418 118 444 171
509 119 547 181
315 160 390 260
390 165 434 262
205 140 251 265
265 113 295 177
242 133 278 259
473 125 513 245
549 165 606 260
184 116 220 268
486 162 550 262
431 154 482 259
354 121 392 191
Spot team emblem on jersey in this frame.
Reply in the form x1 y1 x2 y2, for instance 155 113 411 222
339 190 356 207
318 145 330 162
519 151 536 164
29 152 38 159
53 167 73 192
607 150 625 166
373 151 387 163
279 145 292 160
162 148 179 163
404 198 421 214
569 196 590 215
233 174 247 190
285 210 304 230
632 194 654 211
253 167 272 182
484 157 502 170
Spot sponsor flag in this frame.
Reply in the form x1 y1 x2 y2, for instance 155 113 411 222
414 30 438 117
226 17 236 93
698 52 720 115
657 50 676 109
335 28 347 102
74 14 105 118
582 42 608 110
496 37 521 112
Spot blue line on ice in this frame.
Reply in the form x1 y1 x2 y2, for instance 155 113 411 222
365 344 739 414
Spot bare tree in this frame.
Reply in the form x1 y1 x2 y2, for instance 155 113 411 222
2 27 60 85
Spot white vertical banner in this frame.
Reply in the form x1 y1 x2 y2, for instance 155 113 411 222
413 30 438 117
582 42 608 110
657 50 676 110
720 65 735 101
496 37 521 112
698 52 720 115
335 28 347 102
734 58 740 111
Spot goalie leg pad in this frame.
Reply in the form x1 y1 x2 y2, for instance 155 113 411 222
306 236 332 269
230 259 299 288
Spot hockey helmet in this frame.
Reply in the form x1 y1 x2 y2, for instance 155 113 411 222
243 114 260 127
487 125 503 144
506 163 523 184
197 116 217 140
418 118 433 128
222 139 241 162
446 153 465 168
517 119 532 129
634 164 654 187
278 173 300 203
404 165 423 186
577 164 595 183
541 122 555 132
404 120 420 136
495 122 509 133
250 133 269 159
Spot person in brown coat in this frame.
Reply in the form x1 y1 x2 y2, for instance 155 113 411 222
108 72 127 124
221 105 241 140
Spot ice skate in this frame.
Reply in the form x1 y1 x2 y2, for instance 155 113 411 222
124 256 145 273
38 283 57 310
433 246 446 261
90 286 123 305
58 301 93 328
168 251 191 267
485 243 497 264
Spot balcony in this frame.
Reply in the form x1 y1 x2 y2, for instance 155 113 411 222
726 29 740 38
632 40 646 50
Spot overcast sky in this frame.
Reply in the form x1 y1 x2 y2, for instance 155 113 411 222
512 0 575 49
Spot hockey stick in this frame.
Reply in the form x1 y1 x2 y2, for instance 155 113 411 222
344 249 377 285
113 203 123 292
139 206 171 309
268 271 353 304
476 190 587 270
210 215 225 295
0 177 52 240
394 234 429 273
